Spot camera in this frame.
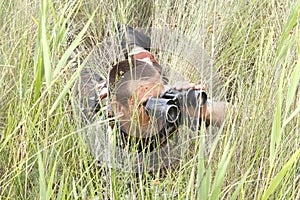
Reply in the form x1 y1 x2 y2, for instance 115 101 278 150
145 88 208 132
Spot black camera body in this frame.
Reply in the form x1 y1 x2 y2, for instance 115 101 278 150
145 88 208 133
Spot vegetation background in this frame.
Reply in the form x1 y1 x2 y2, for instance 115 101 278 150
0 0 299 199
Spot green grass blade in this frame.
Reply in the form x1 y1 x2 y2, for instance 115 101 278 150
40 0 52 87
48 6 97 115
56 169 65 200
33 2 43 100
38 148 47 200
276 2 300 58
285 35 300 115
230 162 255 200
185 167 195 199
262 148 300 200
283 105 300 127
51 1 81 49
33 55 43 101
46 147 61 199
46 159 57 200
269 69 283 165
72 177 78 199
196 127 210 200
49 59 83 115
53 5 98 78
197 165 211 200
210 140 237 200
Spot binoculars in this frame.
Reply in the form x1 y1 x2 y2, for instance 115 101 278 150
145 88 208 132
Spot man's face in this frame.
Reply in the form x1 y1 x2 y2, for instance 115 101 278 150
120 80 165 138
117 80 211 138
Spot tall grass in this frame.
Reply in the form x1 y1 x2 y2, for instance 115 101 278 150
0 0 299 199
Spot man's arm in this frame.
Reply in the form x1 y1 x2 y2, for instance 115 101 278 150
205 100 236 127
171 82 236 127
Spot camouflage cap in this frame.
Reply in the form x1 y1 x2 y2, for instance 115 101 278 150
108 59 163 89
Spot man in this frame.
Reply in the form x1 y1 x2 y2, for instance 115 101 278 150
78 25 233 171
